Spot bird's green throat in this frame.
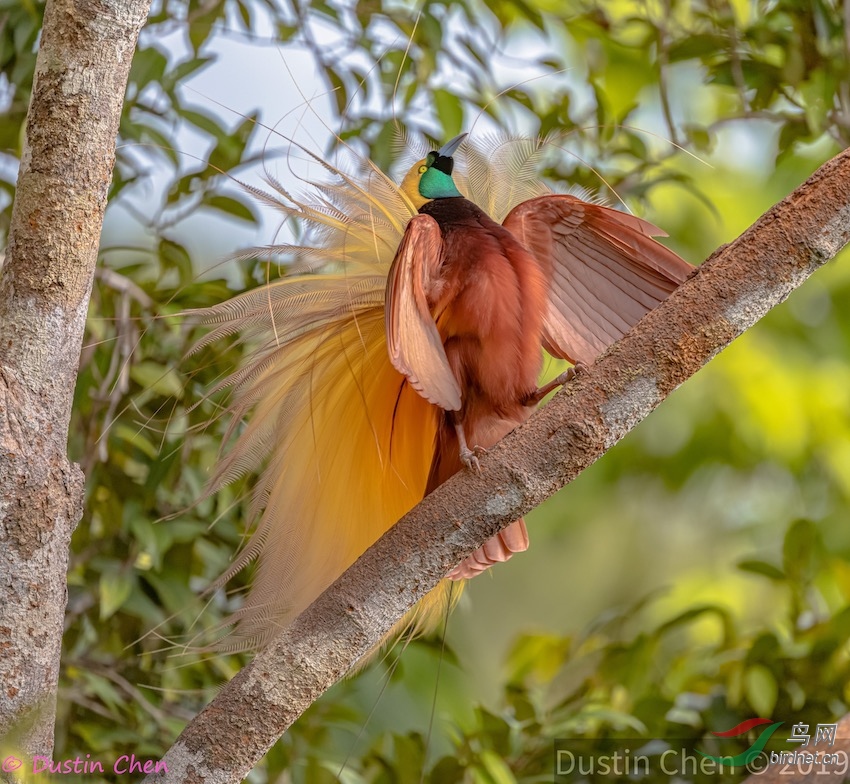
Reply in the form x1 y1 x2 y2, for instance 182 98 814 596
419 152 462 200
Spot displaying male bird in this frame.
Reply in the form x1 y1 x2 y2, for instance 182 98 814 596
195 134 693 651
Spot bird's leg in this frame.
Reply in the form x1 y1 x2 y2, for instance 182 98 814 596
454 418 486 473
523 361 589 406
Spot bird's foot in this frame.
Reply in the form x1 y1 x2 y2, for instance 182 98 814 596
454 421 486 472
555 360 589 386
459 444 487 473
524 361 589 405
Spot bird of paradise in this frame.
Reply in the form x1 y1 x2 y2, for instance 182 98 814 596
194 133 693 652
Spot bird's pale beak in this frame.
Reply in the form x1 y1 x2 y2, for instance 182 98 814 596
438 133 468 158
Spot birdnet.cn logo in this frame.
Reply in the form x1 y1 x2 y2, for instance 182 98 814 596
699 718 841 771
697 718 784 767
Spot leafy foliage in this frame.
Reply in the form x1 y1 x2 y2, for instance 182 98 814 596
337 520 848 784
1 0 848 780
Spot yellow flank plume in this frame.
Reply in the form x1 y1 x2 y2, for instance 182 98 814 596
195 135 557 651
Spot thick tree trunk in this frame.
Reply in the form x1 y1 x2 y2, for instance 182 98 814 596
145 150 850 783
0 0 151 761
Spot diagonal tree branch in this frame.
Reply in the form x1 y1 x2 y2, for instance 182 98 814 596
145 148 850 784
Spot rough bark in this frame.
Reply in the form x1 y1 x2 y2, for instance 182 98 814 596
144 150 850 783
0 0 151 761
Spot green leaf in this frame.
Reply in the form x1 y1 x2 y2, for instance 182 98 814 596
434 89 463 139
163 56 213 91
134 120 179 165
477 749 516 784
506 632 570 683
668 34 727 62
11 13 37 55
656 604 735 645
782 519 822 586
144 448 180 494
80 671 124 713
738 559 786 581
203 194 256 223
180 107 229 138
99 570 134 620
143 572 200 616
324 65 348 115
476 707 512 754
429 756 464 783
392 733 426 784
683 123 713 152
159 237 194 281
112 423 158 460
189 20 214 54
745 664 778 717
207 115 256 173
234 0 251 30
277 23 298 41
777 118 810 161
130 360 183 398
130 46 168 89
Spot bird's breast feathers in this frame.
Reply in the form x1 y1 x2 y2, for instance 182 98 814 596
413 199 548 406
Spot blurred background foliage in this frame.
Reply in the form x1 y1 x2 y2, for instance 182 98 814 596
1 0 848 780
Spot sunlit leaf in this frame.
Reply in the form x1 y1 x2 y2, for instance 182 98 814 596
99 571 134 620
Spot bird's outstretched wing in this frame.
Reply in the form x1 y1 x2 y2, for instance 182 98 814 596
385 214 462 411
503 194 694 364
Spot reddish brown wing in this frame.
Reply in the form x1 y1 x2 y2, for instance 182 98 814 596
385 214 462 411
503 194 694 364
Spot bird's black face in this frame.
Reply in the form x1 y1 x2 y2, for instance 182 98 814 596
427 151 454 176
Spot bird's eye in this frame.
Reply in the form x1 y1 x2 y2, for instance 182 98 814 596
418 165 428 174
